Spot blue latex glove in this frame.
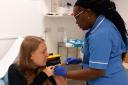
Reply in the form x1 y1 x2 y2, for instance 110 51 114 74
54 66 67 76
65 57 82 64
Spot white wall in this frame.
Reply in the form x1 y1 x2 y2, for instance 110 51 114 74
0 0 46 37
115 0 128 29
0 0 47 58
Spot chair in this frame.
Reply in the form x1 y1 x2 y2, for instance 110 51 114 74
0 37 24 85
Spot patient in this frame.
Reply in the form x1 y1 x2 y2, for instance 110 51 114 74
8 36 56 85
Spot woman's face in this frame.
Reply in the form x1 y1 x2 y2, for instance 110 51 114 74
30 42 48 67
73 6 94 30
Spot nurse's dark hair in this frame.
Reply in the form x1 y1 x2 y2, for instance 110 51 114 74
75 0 127 45
75 0 127 59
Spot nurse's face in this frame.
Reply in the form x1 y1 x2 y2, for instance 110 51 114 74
73 6 95 30
31 42 48 67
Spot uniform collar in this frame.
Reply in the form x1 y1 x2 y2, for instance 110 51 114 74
89 15 105 34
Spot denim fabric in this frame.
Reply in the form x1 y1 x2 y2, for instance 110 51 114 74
0 79 5 85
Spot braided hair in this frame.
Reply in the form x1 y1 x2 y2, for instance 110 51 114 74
75 0 127 46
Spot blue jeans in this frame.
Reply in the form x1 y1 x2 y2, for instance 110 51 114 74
0 79 5 85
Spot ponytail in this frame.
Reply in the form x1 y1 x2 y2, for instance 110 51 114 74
100 1 127 46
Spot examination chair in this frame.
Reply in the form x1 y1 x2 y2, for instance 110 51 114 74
0 37 24 85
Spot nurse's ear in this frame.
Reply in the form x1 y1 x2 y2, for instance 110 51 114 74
85 8 94 16
85 8 97 20
86 8 91 12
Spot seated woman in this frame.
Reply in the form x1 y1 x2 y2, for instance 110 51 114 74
8 36 56 85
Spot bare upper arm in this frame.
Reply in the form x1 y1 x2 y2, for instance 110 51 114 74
86 68 105 80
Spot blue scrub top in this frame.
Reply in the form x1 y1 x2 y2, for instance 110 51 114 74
81 15 128 85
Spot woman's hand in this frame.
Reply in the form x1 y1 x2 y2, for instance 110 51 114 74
54 66 67 77
65 57 82 64
42 66 55 77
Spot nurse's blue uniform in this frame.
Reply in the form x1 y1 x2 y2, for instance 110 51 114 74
81 15 128 85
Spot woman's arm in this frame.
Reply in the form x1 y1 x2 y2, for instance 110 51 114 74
31 72 49 85
31 66 56 85
66 68 105 80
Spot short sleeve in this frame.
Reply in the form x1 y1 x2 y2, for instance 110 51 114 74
88 32 112 69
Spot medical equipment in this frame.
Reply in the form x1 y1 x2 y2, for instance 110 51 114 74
46 54 61 66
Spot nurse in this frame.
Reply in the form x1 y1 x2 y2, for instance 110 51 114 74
54 0 128 85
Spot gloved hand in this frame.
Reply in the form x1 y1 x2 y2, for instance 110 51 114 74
65 57 82 64
54 66 67 77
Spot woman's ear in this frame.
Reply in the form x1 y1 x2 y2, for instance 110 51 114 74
86 8 91 12
30 52 34 60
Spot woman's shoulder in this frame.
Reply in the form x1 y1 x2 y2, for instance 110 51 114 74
8 63 26 80
103 18 117 31
8 63 22 75
90 17 114 37
8 64 18 71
